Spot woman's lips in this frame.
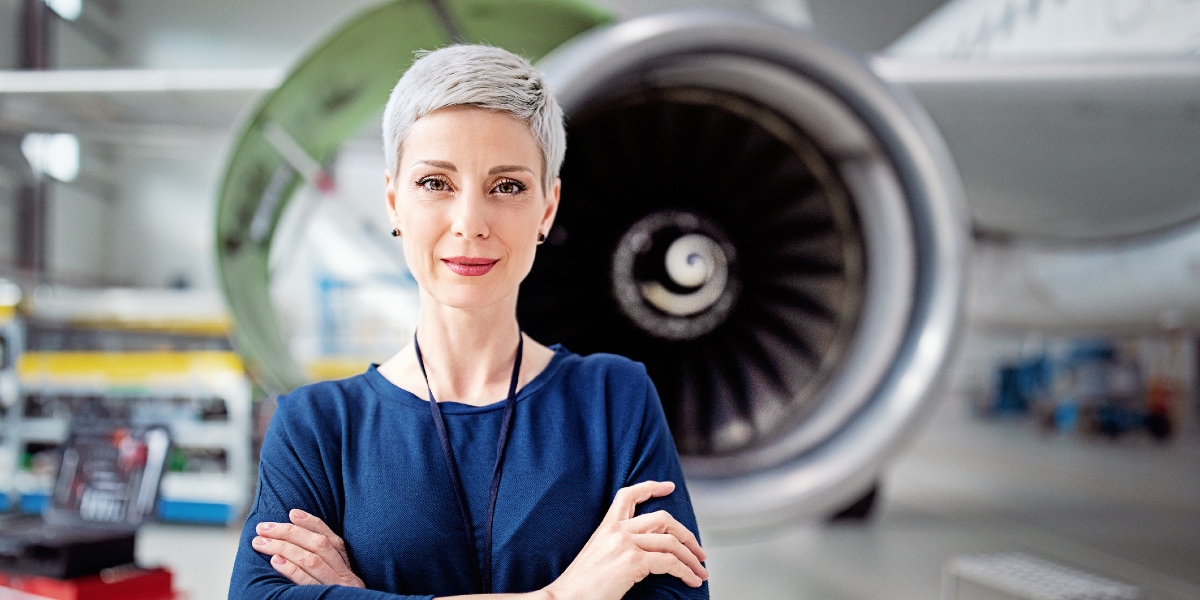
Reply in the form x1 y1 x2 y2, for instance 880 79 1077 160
442 256 499 276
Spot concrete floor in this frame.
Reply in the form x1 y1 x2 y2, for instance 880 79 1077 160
137 396 1200 599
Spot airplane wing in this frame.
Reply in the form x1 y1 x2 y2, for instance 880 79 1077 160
874 57 1200 240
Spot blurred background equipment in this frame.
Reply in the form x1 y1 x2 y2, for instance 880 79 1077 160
981 335 1188 441
0 423 169 578
942 553 1143 600
6 288 253 525
0 282 21 514
0 422 175 599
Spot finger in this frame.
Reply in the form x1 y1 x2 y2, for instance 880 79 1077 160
632 533 708 581
269 553 321 586
254 522 346 582
624 510 706 561
288 509 338 542
253 533 305 556
255 523 357 583
604 481 675 524
289 509 350 562
257 521 344 565
643 551 705 588
255 535 342 584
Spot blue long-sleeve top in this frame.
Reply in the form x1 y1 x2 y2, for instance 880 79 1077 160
229 345 709 599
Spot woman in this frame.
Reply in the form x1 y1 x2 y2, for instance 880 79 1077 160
228 44 709 599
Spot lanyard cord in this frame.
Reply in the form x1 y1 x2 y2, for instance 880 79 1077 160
414 331 522 594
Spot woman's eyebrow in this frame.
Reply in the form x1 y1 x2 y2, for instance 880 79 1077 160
416 159 456 171
489 165 534 175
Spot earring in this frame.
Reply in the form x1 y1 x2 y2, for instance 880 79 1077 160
537 232 546 244
391 228 401 237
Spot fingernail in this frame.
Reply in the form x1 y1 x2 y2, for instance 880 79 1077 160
256 522 275 532
290 509 307 520
272 554 286 565
252 536 266 547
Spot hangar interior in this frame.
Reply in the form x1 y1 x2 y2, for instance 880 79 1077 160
0 0 1198 598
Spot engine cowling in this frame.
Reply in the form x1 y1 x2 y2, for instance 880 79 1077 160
522 11 969 535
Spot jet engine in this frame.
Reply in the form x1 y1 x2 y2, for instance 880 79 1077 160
216 5 968 537
525 11 968 534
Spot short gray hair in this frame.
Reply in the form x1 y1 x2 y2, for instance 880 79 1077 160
382 44 566 192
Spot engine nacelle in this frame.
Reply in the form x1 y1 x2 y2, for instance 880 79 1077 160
522 11 969 535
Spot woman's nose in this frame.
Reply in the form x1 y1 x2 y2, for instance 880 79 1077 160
450 191 489 240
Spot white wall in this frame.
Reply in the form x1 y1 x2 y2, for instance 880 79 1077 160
48 179 113 284
0 0 18 69
106 145 223 288
101 0 381 69
49 0 120 70
0 169 14 269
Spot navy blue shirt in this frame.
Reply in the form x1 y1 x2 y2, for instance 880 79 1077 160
229 346 708 599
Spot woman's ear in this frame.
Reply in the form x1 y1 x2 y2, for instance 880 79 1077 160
541 177 562 234
385 170 402 233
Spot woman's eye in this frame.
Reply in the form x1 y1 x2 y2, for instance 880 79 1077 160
418 177 449 192
493 180 526 195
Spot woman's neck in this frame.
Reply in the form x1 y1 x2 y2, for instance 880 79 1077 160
378 291 557 406
380 289 519 405
420 305 521 391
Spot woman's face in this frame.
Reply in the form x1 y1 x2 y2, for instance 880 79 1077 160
386 106 560 312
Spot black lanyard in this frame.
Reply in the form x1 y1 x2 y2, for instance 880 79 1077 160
414 332 521 594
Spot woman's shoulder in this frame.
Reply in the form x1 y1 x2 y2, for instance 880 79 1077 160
548 348 666 443
545 347 655 410
553 346 650 384
272 369 377 426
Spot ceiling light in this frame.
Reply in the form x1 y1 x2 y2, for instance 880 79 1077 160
21 133 80 182
0 280 20 307
44 0 82 21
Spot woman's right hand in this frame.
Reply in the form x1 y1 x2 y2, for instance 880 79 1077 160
542 480 708 600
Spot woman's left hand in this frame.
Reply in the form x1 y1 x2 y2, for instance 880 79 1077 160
252 508 365 588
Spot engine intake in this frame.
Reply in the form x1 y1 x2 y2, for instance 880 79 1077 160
524 11 969 534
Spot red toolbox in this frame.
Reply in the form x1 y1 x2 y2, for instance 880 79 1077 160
0 566 175 600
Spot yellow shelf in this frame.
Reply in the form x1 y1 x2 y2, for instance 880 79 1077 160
17 351 245 385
